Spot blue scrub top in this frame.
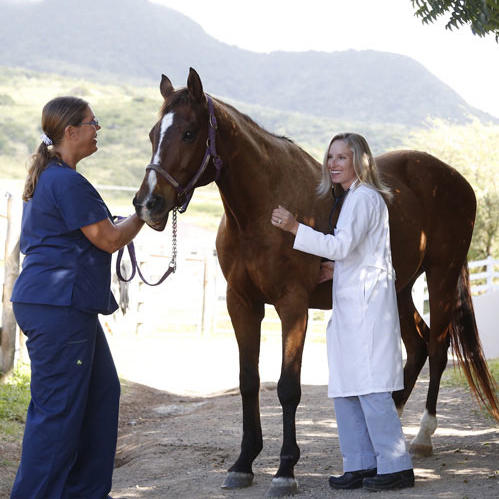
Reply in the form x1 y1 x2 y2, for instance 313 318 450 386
11 160 118 315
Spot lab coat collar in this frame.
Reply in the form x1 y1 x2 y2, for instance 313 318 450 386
347 178 360 192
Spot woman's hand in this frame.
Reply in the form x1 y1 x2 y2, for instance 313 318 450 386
271 205 299 234
318 261 334 284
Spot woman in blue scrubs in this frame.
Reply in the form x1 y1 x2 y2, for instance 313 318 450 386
10 96 144 498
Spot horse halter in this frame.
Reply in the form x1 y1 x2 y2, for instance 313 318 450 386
145 95 223 213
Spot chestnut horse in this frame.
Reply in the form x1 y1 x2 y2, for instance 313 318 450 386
133 69 498 497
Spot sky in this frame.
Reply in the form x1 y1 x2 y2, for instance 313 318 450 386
151 0 499 119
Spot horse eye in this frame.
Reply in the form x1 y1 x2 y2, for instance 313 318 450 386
182 130 195 142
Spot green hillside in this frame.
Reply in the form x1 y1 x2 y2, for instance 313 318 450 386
0 66 409 189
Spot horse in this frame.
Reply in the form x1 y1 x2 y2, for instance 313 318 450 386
133 68 498 497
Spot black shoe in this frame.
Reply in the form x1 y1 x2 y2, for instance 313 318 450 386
363 469 414 491
328 468 377 490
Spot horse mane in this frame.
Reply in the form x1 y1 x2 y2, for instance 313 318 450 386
160 88 296 147
212 96 296 144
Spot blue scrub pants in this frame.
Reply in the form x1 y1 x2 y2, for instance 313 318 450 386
333 392 412 474
11 303 120 499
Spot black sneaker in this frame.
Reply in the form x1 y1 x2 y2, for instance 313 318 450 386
363 468 415 491
328 468 377 490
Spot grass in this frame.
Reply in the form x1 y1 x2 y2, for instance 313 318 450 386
442 358 499 389
441 358 499 421
0 363 30 441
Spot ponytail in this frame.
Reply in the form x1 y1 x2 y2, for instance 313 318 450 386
22 141 57 201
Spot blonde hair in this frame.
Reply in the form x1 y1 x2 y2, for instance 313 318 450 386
23 96 89 201
317 132 393 202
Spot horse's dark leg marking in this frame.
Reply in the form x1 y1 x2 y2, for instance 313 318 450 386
266 291 309 496
223 287 264 485
393 283 429 412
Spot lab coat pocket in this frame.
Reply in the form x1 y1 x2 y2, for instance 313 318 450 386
362 266 387 305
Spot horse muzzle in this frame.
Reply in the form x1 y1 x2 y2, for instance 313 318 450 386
133 194 169 231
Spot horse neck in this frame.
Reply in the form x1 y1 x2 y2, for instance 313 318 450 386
213 100 320 229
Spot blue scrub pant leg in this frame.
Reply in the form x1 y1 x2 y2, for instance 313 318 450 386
63 320 120 498
334 392 412 474
10 304 120 499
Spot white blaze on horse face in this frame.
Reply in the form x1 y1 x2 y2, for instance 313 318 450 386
153 112 174 165
142 112 174 219
147 169 157 195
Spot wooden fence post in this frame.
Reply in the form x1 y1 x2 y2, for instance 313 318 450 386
0 193 21 377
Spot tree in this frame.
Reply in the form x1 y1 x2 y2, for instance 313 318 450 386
401 118 499 259
412 0 499 41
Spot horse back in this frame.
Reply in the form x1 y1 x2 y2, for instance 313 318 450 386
377 150 476 288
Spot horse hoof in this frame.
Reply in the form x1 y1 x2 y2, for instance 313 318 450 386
265 477 299 497
409 442 433 457
221 471 254 489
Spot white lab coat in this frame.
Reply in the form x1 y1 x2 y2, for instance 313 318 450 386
294 182 404 397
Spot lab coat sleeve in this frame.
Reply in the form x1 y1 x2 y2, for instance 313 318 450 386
293 191 374 261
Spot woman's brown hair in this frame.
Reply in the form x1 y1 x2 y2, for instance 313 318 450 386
22 96 89 201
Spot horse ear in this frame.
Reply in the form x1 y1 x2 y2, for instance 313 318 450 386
160 74 174 100
187 67 205 102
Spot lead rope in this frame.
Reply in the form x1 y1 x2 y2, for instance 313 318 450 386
116 207 178 286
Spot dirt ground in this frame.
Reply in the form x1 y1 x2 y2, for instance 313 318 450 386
111 375 498 498
1 335 498 499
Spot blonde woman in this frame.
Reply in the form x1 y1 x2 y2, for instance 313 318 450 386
271 133 414 491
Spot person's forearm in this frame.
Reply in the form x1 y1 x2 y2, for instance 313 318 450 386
113 214 145 250
289 221 299 235
81 214 145 253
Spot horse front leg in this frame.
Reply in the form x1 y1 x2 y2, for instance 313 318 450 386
221 288 264 489
267 293 309 497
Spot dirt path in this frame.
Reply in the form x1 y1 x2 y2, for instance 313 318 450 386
110 335 498 498
1 334 497 498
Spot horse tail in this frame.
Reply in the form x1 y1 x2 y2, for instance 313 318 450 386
448 262 499 420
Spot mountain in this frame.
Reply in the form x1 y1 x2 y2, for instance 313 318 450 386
0 0 495 126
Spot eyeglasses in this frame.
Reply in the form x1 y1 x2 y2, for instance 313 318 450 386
79 118 100 127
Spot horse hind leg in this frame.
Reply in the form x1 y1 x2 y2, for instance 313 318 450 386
409 339 447 457
391 283 438 457
410 264 459 457
393 283 429 418
221 289 265 490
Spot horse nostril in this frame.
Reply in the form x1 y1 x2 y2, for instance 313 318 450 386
146 195 165 212
145 196 156 210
